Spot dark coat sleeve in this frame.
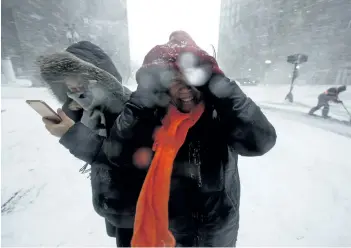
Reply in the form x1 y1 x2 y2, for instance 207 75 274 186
209 75 277 156
59 96 155 167
59 122 104 164
62 99 83 123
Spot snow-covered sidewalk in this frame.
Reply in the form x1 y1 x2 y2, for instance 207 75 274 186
238 112 351 246
1 89 115 246
242 84 351 121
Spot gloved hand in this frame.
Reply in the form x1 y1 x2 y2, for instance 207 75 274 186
336 99 343 104
194 74 238 102
132 68 171 109
208 74 237 99
197 74 251 119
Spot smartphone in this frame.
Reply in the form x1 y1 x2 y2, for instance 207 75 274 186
26 100 61 123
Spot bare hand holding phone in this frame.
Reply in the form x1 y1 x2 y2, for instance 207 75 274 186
27 100 75 137
42 109 75 138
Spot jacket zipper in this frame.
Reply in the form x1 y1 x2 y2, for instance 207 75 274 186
189 141 202 188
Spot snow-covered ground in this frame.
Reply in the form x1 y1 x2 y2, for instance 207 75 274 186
241 85 351 139
1 85 351 246
243 84 351 121
1 87 116 247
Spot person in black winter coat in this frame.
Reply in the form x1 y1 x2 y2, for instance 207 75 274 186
44 32 277 247
308 85 347 118
39 41 132 240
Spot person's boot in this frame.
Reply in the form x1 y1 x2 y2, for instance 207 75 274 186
309 107 318 115
322 107 330 118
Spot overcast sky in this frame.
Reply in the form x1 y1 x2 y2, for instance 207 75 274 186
127 0 221 64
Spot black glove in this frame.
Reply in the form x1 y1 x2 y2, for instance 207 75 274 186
195 74 239 103
208 74 238 99
131 68 171 109
131 85 170 109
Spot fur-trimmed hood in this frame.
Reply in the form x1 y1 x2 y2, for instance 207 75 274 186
38 41 131 107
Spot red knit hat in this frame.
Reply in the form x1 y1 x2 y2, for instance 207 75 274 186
136 31 223 88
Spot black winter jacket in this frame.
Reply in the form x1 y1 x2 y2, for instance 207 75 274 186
319 87 341 104
60 76 276 246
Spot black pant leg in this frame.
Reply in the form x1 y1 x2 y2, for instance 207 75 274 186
309 105 321 114
115 228 133 247
309 95 323 114
322 103 330 117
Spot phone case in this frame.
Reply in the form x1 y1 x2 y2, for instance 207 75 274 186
26 100 61 122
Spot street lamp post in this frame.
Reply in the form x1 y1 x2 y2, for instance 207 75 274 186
285 54 308 103
285 63 299 102
264 60 272 82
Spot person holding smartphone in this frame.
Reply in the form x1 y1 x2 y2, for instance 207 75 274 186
38 41 134 242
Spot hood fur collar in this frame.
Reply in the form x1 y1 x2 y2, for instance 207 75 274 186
39 51 131 104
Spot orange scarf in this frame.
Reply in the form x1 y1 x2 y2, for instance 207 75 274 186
131 103 205 247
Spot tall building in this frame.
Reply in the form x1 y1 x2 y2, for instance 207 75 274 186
83 0 131 82
1 0 131 84
217 0 351 85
